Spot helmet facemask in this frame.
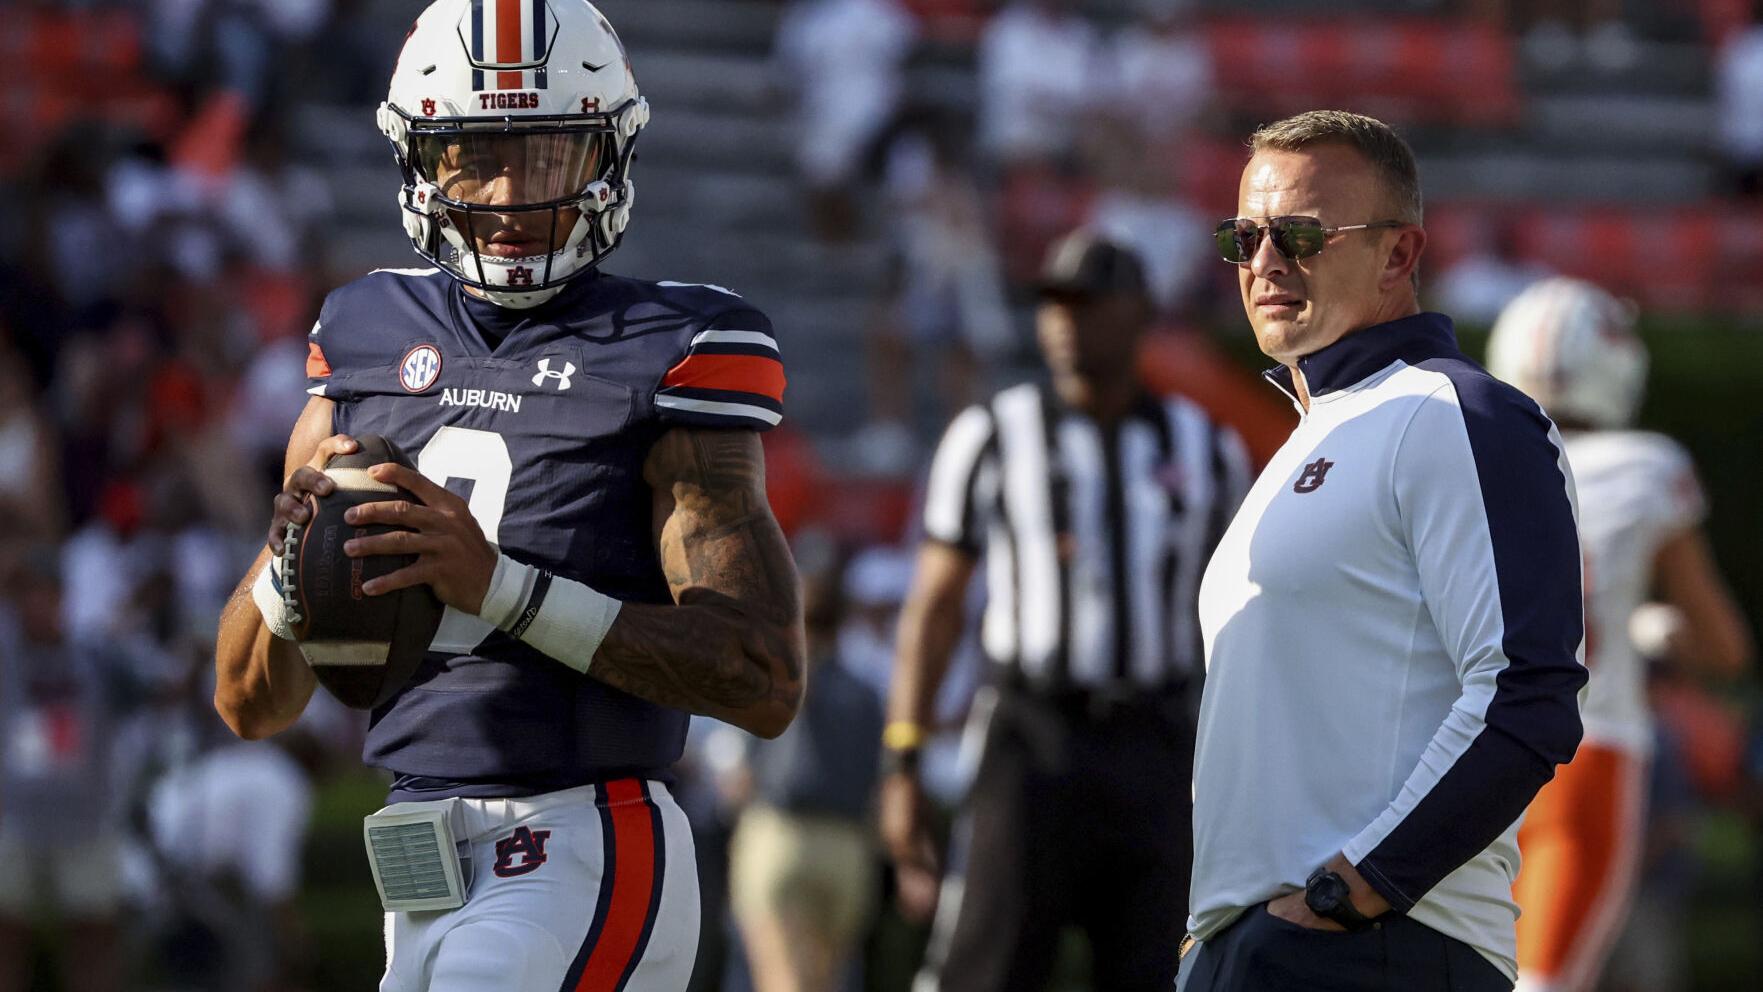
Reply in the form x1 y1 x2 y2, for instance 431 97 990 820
381 98 646 308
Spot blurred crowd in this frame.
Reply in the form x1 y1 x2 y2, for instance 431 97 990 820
0 2 381 989
3 1 1763 991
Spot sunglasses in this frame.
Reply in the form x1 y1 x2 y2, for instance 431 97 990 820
1215 216 1406 264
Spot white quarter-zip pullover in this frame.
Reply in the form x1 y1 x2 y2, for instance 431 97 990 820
1189 313 1586 980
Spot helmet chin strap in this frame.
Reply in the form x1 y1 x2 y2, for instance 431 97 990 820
469 282 568 309
424 194 607 308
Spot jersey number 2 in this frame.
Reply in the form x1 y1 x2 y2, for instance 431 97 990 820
417 426 514 654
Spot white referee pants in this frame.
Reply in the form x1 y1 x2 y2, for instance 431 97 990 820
379 779 699 992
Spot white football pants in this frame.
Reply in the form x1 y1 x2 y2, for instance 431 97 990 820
379 779 699 992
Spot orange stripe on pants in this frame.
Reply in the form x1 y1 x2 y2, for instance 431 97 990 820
1513 741 1646 992
575 779 658 991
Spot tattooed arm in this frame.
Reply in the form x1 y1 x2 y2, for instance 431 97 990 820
590 427 806 738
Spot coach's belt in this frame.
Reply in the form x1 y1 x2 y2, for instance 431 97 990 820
363 798 473 913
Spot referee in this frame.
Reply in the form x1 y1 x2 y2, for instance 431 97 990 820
1181 111 1585 992
881 231 1251 992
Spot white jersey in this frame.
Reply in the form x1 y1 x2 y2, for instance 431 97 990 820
1564 431 1705 753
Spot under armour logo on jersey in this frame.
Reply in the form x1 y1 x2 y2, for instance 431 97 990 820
508 266 535 287
1293 457 1335 494
532 358 576 390
492 827 552 878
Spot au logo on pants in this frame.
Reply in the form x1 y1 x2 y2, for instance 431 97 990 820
493 826 552 878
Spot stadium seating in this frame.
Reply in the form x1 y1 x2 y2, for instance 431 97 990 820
1201 17 1520 127
1426 203 1763 313
0 9 176 176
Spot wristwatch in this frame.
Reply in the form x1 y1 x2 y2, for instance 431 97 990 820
879 720 926 778
878 745 921 778
1304 867 1377 932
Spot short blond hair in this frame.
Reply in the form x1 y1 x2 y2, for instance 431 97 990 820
1250 110 1423 225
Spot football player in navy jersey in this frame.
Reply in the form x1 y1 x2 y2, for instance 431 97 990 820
211 3 804 990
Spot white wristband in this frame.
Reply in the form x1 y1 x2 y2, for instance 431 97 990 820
477 552 537 631
252 555 300 641
476 553 622 674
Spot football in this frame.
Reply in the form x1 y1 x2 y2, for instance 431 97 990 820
283 434 445 709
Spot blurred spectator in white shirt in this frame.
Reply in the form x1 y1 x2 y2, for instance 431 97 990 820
148 0 332 106
863 115 1014 468
1085 123 1208 317
0 553 135 992
61 464 237 649
217 120 334 273
1432 217 1556 325
124 677 320 992
978 0 1098 167
1102 0 1213 147
146 741 314 929
776 0 918 240
1717 18 1763 195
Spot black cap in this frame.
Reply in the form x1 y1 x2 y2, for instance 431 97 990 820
1035 230 1148 302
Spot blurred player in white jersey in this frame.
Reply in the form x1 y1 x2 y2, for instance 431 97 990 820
1487 277 1754 992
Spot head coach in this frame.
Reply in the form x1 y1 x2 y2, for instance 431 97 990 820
1178 110 1587 992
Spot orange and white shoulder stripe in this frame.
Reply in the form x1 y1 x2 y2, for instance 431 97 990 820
654 328 786 430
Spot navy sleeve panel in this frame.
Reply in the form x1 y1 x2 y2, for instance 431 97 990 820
1357 364 1585 912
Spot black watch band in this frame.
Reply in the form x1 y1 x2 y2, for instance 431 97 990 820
879 745 921 778
1304 867 1377 932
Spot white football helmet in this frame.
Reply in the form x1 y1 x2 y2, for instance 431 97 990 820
377 0 650 308
1486 277 1647 429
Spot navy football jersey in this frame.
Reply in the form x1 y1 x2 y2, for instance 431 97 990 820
304 267 785 802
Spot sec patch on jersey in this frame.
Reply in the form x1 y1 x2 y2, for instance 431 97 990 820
284 435 444 709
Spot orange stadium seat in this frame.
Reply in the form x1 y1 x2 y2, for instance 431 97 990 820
898 0 986 44
1424 204 1763 313
997 163 1096 286
0 9 172 178
1179 135 1251 217
1201 17 1519 127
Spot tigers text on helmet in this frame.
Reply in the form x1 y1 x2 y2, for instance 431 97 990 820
1485 277 1648 430
378 0 649 308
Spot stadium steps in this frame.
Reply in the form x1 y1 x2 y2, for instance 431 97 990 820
1519 42 1710 97
596 0 781 54
635 50 777 114
1420 152 1715 204
1527 94 1714 154
637 107 796 175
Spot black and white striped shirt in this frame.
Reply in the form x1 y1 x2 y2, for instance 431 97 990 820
923 383 1252 694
